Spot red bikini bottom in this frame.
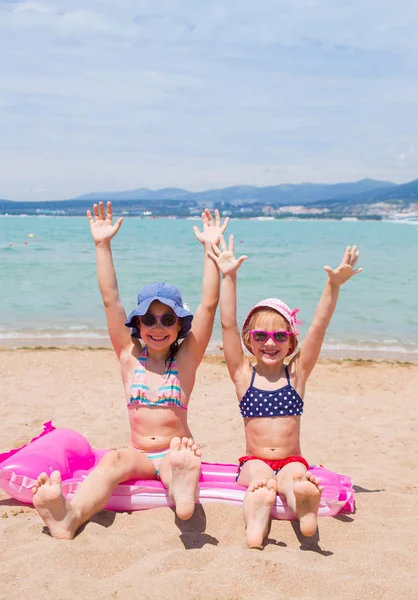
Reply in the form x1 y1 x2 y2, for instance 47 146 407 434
236 455 309 480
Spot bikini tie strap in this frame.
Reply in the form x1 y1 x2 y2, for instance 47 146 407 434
284 365 291 385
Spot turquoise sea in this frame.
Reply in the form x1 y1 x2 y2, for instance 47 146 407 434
1 216 417 360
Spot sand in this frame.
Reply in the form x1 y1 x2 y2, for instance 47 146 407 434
1 349 417 600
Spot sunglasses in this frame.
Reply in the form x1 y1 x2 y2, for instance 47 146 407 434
250 330 292 343
139 312 179 328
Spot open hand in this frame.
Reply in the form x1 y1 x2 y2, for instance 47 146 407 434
324 245 363 286
193 208 229 246
207 234 248 275
87 201 123 245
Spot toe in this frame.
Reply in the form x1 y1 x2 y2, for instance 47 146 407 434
191 443 201 457
267 478 277 492
170 437 181 451
50 470 62 485
38 473 49 485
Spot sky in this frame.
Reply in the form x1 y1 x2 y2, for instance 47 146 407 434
1 0 417 201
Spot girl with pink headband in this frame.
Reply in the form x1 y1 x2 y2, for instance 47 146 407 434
209 238 362 549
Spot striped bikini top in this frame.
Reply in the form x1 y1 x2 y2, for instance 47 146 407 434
128 347 186 410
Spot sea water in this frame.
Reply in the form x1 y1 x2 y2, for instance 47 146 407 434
1 216 417 360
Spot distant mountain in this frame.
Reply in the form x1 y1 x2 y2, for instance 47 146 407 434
2 178 417 216
312 178 418 207
73 178 393 206
75 187 193 201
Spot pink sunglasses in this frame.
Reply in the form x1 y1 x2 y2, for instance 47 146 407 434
250 330 292 343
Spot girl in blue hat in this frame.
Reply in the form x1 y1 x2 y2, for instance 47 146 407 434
32 201 228 540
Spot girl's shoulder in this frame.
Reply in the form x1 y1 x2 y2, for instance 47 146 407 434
231 357 255 400
119 341 143 368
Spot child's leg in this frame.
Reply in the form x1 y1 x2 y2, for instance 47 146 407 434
158 437 202 520
33 447 156 540
237 460 277 549
276 462 324 537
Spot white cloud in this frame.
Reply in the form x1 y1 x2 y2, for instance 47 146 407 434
14 3 55 14
0 0 417 199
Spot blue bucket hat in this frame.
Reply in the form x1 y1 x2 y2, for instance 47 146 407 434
125 282 193 339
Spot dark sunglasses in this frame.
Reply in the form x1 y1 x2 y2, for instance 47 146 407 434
139 312 178 328
250 330 292 343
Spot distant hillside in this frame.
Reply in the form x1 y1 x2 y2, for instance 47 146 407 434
75 187 193 201
312 178 418 207
0 197 191 216
74 179 393 206
2 178 417 216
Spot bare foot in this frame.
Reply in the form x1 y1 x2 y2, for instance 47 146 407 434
243 478 277 549
32 471 79 540
168 437 201 520
294 471 324 537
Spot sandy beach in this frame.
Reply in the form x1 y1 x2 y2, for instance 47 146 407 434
1 348 417 600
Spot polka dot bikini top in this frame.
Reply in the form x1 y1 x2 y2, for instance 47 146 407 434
239 366 304 418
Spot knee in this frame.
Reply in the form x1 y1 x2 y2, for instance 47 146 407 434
99 449 124 470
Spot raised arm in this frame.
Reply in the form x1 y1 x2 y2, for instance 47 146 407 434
179 209 229 368
87 201 137 358
298 245 363 380
208 235 249 388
